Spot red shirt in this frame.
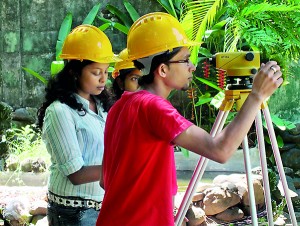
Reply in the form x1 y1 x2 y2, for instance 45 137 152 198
97 90 193 226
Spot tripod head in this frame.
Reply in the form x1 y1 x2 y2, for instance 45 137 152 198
211 51 260 90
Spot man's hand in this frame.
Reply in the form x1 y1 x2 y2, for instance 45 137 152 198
251 61 283 102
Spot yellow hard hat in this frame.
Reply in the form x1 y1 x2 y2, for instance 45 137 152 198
60 24 121 63
127 12 201 60
112 48 135 79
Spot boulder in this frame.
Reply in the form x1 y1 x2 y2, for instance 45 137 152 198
203 187 240 215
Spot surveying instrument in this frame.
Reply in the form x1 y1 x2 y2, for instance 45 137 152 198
175 51 297 226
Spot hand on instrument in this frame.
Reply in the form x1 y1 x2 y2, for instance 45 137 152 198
251 61 283 102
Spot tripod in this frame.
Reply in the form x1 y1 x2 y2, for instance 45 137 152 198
175 89 297 226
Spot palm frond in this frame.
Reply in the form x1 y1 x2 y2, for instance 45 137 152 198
82 3 101 25
224 18 242 52
180 0 225 63
157 0 178 19
124 0 140 21
241 3 300 16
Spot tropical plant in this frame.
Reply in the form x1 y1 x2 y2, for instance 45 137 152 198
177 0 300 125
98 0 140 34
22 3 102 85
4 125 49 165
156 0 187 19
183 0 300 78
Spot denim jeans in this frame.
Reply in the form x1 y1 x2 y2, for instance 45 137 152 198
47 201 99 226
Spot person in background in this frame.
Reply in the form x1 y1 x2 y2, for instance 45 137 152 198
97 12 283 226
111 48 142 100
37 24 120 226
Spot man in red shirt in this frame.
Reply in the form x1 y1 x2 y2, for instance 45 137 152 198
97 12 282 226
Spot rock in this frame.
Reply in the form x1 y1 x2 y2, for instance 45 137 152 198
293 177 300 189
3 197 32 225
279 175 297 194
283 167 294 177
281 148 300 170
6 155 20 171
185 205 206 226
295 170 300 178
279 143 296 152
251 166 262 175
32 158 46 173
31 215 48 225
20 158 33 172
203 187 240 215
219 182 238 193
192 192 205 202
277 129 300 144
196 183 214 193
213 173 263 186
236 179 264 206
215 207 244 222
29 200 47 216
274 214 287 226
12 107 37 124
289 123 300 135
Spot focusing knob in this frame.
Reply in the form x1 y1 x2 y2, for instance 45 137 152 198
251 68 257 74
245 52 254 61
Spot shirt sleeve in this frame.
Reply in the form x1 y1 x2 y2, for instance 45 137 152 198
146 97 193 143
43 102 84 176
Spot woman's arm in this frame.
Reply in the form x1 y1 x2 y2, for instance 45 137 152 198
68 165 102 185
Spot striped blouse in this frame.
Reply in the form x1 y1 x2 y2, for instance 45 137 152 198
42 94 106 202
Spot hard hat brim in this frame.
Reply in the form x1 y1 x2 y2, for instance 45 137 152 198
60 54 122 63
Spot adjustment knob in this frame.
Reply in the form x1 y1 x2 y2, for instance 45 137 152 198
251 68 257 74
245 52 254 61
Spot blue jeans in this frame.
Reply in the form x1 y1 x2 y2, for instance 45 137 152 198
47 201 99 226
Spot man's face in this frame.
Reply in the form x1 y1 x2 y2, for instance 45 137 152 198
163 47 196 91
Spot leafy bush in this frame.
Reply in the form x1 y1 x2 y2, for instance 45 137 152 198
4 125 50 170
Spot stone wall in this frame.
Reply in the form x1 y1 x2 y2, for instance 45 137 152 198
0 0 161 109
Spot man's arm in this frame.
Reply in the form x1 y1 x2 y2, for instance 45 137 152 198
173 61 283 163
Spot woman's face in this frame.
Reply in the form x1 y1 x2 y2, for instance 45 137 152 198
123 69 142 92
77 62 109 99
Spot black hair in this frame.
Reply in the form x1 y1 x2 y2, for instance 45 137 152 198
37 60 114 129
134 47 182 87
112 68 136 100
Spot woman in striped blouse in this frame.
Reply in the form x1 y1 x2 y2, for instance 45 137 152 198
37 24 120 226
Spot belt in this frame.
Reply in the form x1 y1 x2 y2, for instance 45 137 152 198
47 192 102 211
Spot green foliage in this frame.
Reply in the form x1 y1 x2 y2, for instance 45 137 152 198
222 1 300 80
98 0 140 34
263 114 296 147
4 125 50 166
267 168 287 220
157 0 186 19
269 115 296 131
181 0 225 64
55 12 72 61
22 67 48 85
0 102 13 126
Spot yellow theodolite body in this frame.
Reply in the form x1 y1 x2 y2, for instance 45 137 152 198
215 51 260 77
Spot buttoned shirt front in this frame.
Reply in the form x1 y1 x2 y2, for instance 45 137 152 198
43 94 106 202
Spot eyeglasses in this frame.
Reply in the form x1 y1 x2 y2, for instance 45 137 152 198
167 59 192 66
